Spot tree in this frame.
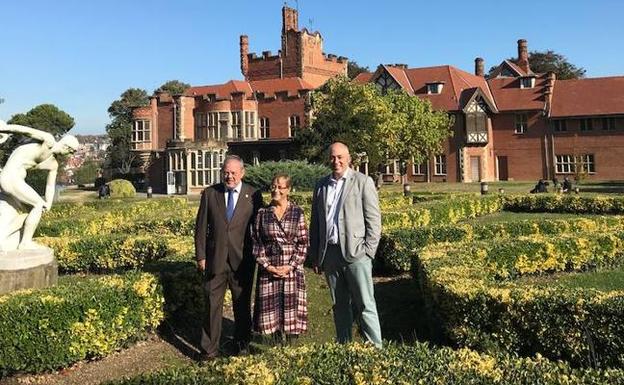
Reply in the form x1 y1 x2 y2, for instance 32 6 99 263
7 104 74 136
488 50 586 80
347 61 370 80
380 90 454 184
155 80 191 95
73 159 102 185
104 88 149 174
294 76 393 167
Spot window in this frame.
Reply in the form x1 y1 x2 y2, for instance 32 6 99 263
288 115 301 137
260 117 270 139
219 112 229 138
412 162 426 175
515 114 528 134
131 120 151 149
434 155 447 175
190 150 221 187
374 71 400 94
231 111 242 139
426 83 444 94
244 111 256 138
555 154 596 174
602 117 616 131
385 160 399 174
553 120 567 132
520 77 535 89
580 118 593 132
207 112 218 139
578 154 595 173
465 111 488 143
195 112 206 141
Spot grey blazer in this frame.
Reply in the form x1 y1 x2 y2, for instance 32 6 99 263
309 169 382 266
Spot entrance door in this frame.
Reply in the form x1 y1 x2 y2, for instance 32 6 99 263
497 156 509 181
470 156 481 182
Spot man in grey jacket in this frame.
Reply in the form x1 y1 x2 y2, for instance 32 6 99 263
309 141 382 347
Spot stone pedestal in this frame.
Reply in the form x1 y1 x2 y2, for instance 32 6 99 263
0 247 57 295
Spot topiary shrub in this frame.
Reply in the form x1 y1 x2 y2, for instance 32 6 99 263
244 160 330 191
108 179 136 198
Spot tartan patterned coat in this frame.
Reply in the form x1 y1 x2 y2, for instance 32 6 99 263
252 201 308 335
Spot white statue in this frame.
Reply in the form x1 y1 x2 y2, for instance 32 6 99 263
0 120 79 251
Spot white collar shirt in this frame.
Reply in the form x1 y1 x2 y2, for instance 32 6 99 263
325 168 351 245
224 181 243 208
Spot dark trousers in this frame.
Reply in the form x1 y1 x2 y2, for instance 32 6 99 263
200 263 253 356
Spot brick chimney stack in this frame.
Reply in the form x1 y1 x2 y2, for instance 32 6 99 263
282 6 298 34
517 39 530 73
475 57 484 77
240 35 249 79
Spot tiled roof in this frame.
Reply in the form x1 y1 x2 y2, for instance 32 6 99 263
185 80 253 99
250 77 314 98
353 72 373 84
550 76 624 117
487 74 549 111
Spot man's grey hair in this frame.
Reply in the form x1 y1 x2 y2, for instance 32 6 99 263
222 154 245 170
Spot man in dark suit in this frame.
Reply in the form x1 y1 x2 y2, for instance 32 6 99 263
194 155 263 359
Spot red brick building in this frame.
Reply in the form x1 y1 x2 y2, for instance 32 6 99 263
355 39 624 183
131 6 346 193
132 7 624 193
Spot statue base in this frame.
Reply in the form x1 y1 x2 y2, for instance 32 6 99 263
0 248 58 295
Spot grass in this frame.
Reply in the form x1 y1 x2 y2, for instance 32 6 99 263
518 267 624 292
463 211 600 225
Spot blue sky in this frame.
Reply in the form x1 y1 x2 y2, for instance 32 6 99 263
1 0 622 134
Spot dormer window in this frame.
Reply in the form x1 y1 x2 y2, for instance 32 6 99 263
520 76 536 89
426 82 444 94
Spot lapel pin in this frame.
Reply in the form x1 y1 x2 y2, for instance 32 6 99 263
245 194 249 198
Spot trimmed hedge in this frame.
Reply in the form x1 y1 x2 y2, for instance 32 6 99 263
106 342 624 385
0 272 164 376
38 235 169 273
415 234 624 367
244 160 330 191
503 194 624 214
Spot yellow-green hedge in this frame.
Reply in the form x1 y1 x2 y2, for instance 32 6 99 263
106 343 624 385
0 272 164 376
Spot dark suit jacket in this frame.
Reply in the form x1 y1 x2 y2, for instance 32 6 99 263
194 182 263 276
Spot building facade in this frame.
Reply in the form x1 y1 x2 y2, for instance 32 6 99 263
132 7 624 193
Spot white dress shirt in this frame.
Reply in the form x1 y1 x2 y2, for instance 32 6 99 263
326 168 350 245
224 181 243 208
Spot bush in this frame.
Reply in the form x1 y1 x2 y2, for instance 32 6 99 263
105 342 624 385
244 160 330 191
0 272 164 376
108 179 136 198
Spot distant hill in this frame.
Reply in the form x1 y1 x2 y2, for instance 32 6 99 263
75 134 108 144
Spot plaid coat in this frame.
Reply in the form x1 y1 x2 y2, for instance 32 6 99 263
252 201 308 335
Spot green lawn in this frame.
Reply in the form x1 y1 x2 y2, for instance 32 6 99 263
463 211 600 225
519 267 624 291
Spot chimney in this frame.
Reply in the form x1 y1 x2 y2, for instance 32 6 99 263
517 39 530 74
240 35 249 79
475 57 484 77
282 6 298 34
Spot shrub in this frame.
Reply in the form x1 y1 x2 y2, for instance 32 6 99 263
108 179 136 198
0 272 164 376
105 342 624 385
244 160 330 191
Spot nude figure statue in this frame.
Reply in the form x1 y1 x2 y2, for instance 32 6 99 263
0 120 79 251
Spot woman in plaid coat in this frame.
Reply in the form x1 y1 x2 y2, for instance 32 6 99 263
252 173 308 339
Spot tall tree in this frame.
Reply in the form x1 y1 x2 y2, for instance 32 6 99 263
155 80 191 95
294 76 392 166
347 61 370 80
104 88 149 174
380 90 454 184
488 50 586 79
7 104 74 136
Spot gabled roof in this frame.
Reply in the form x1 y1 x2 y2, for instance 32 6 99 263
185 80 253 99
489 60 532 78
460 88 498 113
353 72 373 84
487 74 549 111
250 77 314 98
550 76 624 117
365 64 496 112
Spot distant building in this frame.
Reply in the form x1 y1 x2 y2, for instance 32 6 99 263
131 6 346 194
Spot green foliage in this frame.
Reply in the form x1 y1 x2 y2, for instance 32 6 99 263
7 104 75 136
381 90 454 177
73 159 102 185
503 194 624 214
106 342 624 385
0 272 163 376
347 60 370 80
244 160 330 191
154 80 190 95
488 50 586 80
108 179 136 198
303 76 393 166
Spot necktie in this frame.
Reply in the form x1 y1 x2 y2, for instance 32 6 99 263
226 188 235 222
